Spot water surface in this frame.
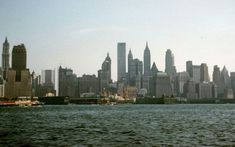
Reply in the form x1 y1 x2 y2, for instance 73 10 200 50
1 104 235 146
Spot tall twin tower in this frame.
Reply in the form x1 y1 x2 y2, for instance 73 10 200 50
117 42 151 81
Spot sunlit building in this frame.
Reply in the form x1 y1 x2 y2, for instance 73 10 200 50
4 44 32 98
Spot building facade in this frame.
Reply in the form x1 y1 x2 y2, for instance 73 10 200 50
78 74 99 97
186 60 193 78
155 72 172 98
4 44 32 98
2 37 10 71
98 53 112 95
175 72 190 96
183 80 198 98
117 42 126 81
58 66 78 97
200 63 210 82
165 49 176 78
192 65 201 83
230 72 235 98
143 42 151 76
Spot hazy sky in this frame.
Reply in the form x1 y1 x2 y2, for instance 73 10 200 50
1 0 235 81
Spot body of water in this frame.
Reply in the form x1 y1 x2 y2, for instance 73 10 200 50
1 104 235 146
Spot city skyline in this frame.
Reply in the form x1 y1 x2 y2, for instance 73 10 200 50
1 0 235 80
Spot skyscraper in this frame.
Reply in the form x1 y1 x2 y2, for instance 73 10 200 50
165 49 176 77
230 72 235 98
128 49 133 83
103 53 111 82
128 58 143 87
128 49 133 74
2 37 10 70
200 63 210 82
98 53 112 94
4 44 32 98
143 42 151 76
117 42 126 81
58 66 78 97
151 62 158 76
192 65 201 83
155 72 172 98
186 61 193 78
213 65 221 85
12 44 27 81
220 66 231 92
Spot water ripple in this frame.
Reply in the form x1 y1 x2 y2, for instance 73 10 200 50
1 104 235 146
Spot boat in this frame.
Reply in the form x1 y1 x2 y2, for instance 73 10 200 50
0 97 43 107
0 101 17 107
16 97 43 107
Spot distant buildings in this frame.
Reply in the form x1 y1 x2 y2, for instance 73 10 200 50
41 69 56 96
197 82 212 98
58 66 78 97
183 80 198 98
175 72 190 96
155 72 172 98
1 38 235 100
230 72 235 97
78 74 99 97
117 42 126 81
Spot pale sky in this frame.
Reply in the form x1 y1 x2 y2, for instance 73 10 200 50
1 0 235 81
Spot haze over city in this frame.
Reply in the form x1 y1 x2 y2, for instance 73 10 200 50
1 0 235 80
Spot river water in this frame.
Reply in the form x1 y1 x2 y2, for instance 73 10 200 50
1 104 235 146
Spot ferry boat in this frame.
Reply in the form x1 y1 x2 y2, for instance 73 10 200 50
0 101 17 107
0 97 43 107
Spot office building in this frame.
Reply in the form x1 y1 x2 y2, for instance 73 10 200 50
78 74 99 97
98 53 112 95
175 72 190 96
200 63 210 82
183 80 198 98
58 66 78 97
197 82 212 98
230 72 235 98
143 42 151 76
192 65 201 83
4 44 32 98
117 42 126 81
2 37 10 71
165 49 176 77
186 61 193 78
155 72 172 98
